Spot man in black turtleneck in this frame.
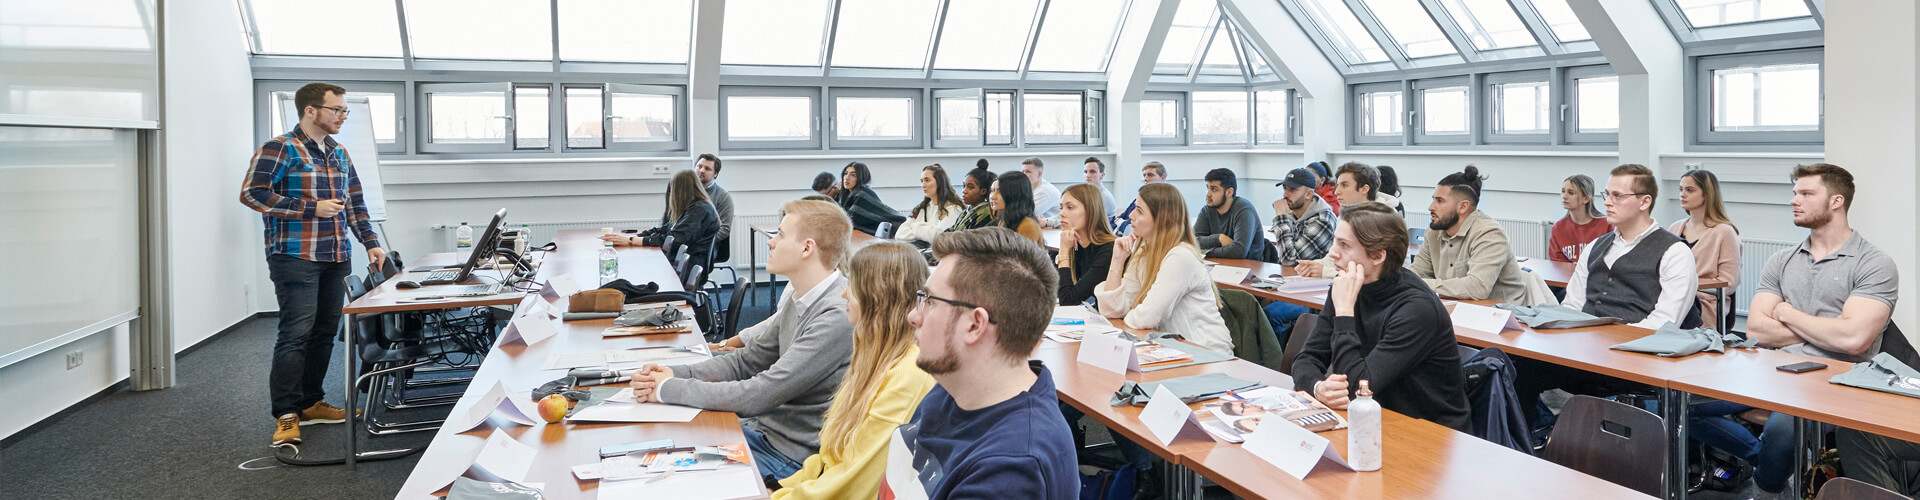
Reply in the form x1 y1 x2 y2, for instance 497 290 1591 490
1290 202 1470 432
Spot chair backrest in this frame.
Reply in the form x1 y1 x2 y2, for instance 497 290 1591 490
1279 313 1318 374
874 221 894 239
1540 395 1667 497
675 257 695 286
683 265 704 291
1814 477 1908 500
720 276 749 343
343 275 385 350
662 235 679 257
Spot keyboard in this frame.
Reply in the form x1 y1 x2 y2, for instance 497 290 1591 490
420 269 461 285
442 283 503 297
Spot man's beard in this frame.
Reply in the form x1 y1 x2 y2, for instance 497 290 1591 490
1430 211 1460 231
916 338 961 375
1288 195 1308 211
1793 209 1832 229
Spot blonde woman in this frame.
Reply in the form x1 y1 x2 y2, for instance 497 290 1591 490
1092 183 1231 354
773 242 935 499
1670 169 1741 328
1057 183 1116 305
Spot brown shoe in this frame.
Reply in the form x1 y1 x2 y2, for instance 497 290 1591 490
272 413 301 446
299 401 357 426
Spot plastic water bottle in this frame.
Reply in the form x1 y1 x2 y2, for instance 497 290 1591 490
598 241 619 284
1348 380 1383 471
455 222 473 249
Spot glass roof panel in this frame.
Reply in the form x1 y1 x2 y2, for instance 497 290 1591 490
249 0 399 57
403 0 552 60
1153 0 1217 74
933 0 1043 71
1298 0 1389 64
1197 23 1244 75
1026 0 1130 73
1436 0 1537 50
829 0 940 69
1527 0 1591 42
1245 38 1275 76
1358 0 1457 59
722 0 831 66
1674 0 1811 28
558 0 692 63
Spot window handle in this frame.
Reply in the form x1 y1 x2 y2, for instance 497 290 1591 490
1560 104 1570 123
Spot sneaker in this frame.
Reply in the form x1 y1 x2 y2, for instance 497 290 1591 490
272 414 301 446
299 401 357 426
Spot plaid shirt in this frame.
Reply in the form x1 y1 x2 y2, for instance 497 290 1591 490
239 127 380 262
1272 197 1335 264
945 202 995 233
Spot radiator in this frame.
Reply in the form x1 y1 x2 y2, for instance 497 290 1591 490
1406 211 1553 260
1735 238 1796 317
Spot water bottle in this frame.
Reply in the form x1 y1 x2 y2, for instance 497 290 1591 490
1348 380 1382 471
598 241 619 284
455 222 473 249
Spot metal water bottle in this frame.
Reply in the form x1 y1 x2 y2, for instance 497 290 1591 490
1348 380 1382 471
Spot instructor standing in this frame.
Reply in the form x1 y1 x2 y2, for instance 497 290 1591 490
240 82 386 447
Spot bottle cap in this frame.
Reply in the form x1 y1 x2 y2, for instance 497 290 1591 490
1356 380 1373 398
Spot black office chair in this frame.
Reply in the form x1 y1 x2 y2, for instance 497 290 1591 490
344 276 476 435
683 265 704 293
1540 395 1667 497
712 276 748 344
1278 313 1318 374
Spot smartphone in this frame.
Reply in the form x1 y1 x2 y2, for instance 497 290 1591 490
600 439 674 459
1777 361 1828 374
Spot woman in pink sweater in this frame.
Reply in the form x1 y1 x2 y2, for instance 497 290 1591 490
1670 169 1740 330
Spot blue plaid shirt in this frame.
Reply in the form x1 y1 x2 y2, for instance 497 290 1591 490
239 127 380 262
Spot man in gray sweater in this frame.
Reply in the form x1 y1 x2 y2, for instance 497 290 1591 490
1195 168 1268 260
628 199 854 482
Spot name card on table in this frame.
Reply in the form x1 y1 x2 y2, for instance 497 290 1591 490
540 273 582 302
468 429 538 485
1078 332 1141 374
448 381 541 433
1208 265 1252 285
500 313 559 346
1449 302 1524 334
1140 384 1215 446
1242 415 1352 480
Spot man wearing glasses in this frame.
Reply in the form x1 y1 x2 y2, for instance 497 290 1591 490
881 228 1076 499
240 82 387 447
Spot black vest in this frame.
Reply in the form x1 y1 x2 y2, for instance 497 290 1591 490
1583 228 1701 328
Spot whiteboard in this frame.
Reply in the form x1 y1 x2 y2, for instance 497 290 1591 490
0 126 141 366
278 96 388 220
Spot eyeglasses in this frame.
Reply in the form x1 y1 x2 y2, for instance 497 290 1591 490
1600 191 1650 201
314 105 350 117
915 290 996 324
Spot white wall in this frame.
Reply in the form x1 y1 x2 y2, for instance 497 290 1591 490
165 0 262 350
0 324 131 439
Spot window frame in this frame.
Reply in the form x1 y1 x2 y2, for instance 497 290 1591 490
1139 91 1188 147
417 82 517 154
1412 76 1473 145
559 84 605 151
1019 90 1090 146
1189 89 1252 146
255 80 408 155
1563 65 1619 144
1351 81 1407 146
931 88 986 148
1482 70 1552 145
1692 48 1823 147
1254 87 1292 146
718 86 823 151
827 87 923 150
604 83 687 152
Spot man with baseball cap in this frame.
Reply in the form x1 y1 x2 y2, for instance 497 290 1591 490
1264 167 1337 336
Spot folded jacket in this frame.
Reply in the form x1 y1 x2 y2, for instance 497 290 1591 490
1495 303 1623 329
1609 322 1757 358
1830 352 1920 399
1109 372 1263 407
613 306 683 327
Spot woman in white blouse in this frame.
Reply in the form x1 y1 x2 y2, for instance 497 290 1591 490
1094 183 1232 354
894 164 965 244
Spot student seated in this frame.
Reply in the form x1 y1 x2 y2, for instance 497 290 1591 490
895 164 965 244
1306 161 1340 214
1194 168 1269 261
1549 174 1612 263
1670 169 1740 328
1080 157 1118 219
945 161 997 233
992 171 1046 247
1375 165 1406 216
1093 183 1231 354
1294 162 1400 278
1112 161 1166 235
835 161 904 235
812 171 839 199
884 228 1077 499
1056 183 1116 306
604 170 719 283
1021 157 1063 227
1705 164 1895 495
772 242 936 499
1515 164 1700 428
1406 166 1529 303
1262 167 1336 336
1290 202 1471 432
629 200 855 482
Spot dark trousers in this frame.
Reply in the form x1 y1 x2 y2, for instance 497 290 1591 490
1512 356 1649 428
1839 428 1920 496
266 254 351 418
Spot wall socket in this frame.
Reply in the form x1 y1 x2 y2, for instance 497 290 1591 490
651 164 670 176
1685 162 1702 171
65 350 83 370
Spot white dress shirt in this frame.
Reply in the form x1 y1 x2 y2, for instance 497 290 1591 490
1561 221 1699 330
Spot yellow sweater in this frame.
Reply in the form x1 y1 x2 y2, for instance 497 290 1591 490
772 346 936 500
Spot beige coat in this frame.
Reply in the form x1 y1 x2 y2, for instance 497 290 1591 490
1409 209 1530 303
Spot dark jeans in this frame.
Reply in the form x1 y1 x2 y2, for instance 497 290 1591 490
1512 356 1648 429
1839 428 1920 496
741 419 805 481
1263 301 1312 344
1689 400 1795 493
267 254 351 418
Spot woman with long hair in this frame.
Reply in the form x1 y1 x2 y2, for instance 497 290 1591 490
835 161 904 235
1092 183 1231 353
895 164 965 243
771 242 935 499
1548 174 1613 263
992 171 1044 246
605 170 718 281
1671 169 1741 328
1057 183 1116 305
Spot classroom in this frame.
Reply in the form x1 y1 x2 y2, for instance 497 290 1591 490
4 0 1916 499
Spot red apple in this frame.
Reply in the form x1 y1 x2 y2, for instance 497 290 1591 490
537 394 570 423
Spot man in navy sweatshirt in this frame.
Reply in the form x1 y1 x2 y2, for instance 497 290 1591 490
880 228 1077 500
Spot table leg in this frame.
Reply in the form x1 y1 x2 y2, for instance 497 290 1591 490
1662 388 1691 500
1714 286 1728 334
1792 417 1811 494
344 312 358 471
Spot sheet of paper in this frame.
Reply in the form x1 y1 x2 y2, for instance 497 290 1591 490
540 273 582 302
1241 415 1350 480
606 347 710 366
572 456 653 481
1450 302 1523 334
471 429 538 485
597 466 762 499
1077 331 1137 375
500 313 560 346
567 402 703 423
1140 384 1205 446
541 351 609 371
1276 277 1334 293
1208 265 1252 285
449 381 541 433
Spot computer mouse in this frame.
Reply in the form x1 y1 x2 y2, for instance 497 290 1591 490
396 280 423 289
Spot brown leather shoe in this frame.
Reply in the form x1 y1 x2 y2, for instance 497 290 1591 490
299 401 357 426
272 413 301 446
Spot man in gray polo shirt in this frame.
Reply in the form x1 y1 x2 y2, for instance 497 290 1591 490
1694 163 1898 495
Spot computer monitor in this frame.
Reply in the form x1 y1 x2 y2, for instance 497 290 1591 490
451 208 508 284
